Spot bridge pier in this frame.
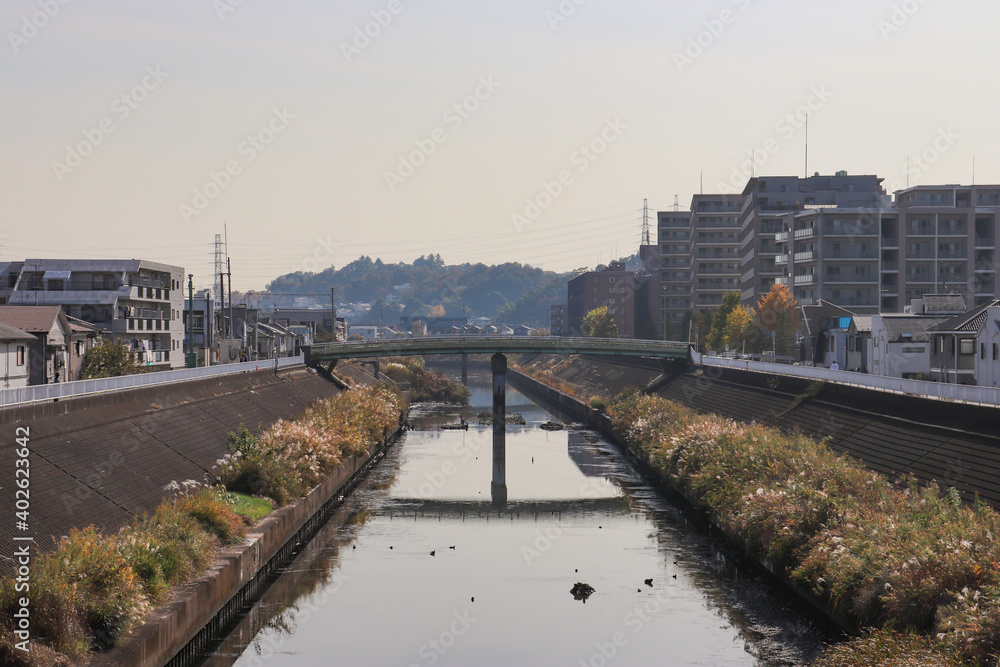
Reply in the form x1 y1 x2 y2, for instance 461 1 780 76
491 352 507 506
461 353 468 386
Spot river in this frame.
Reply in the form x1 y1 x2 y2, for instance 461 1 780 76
196 367 833 666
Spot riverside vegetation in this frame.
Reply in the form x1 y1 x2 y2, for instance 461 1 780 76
379 356 470 404
515 356 1000 666
0 384 403 666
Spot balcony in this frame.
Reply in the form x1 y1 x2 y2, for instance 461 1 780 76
824 252 879 260
774 232 789 242
794 228 815 240
794 274 816 286
823 274 878 284
794 251 815 262
975 237 995 248
882 261 899 272
881 236 899 248
775 254 789 266
774 276 789 286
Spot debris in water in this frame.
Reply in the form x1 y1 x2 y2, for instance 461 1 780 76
539 421 564 431
644 578 653 587
570 582 595 603
430 550 436 556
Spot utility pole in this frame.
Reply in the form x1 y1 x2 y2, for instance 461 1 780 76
214 234 225 307
187 274 195 367
330 287 337 342
218 270 227 338
227 257 233 345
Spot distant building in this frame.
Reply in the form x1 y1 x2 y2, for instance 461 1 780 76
0 259 184 370
549 304 567 337
567 261 636 338
0 322 34 389
183 290 216 366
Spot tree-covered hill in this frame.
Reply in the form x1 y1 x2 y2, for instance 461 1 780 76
266 255 572 325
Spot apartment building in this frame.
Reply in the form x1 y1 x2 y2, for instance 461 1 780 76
657 210 692 340
740 173 889 311
0 259 185 370
885 185 1000 312
567 261 636 338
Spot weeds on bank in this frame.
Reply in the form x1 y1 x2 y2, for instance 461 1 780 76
379 357 470 404
218 384 404 506
603 390 1000 666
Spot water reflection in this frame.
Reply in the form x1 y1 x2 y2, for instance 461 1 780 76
198 373 831 667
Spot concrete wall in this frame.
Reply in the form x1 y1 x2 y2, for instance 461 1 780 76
0 367 351 566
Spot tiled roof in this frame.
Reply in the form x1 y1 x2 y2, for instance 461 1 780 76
880 315 949 343
0 322 35 341
928 300 1000 334
0 305 64 333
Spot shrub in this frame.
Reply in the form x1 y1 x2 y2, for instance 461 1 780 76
175 487 245 545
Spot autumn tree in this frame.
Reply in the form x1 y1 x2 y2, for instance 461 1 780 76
581 306 619 338
755 283 800 356
723 305 754 351
707 292 741 351
80 339 143 379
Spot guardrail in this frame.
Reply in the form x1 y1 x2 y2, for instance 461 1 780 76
694 353 1000 406
0 356 305 409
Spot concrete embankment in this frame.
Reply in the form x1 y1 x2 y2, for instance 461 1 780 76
0 363 380 566
513 355 1000 510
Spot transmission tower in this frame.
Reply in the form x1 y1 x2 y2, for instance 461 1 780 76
214 234 225 306
641 198 651 245
672 195 680 211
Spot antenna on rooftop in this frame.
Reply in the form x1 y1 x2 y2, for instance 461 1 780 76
641 198 651 245
672 195 680 212
214 234 225 307
804 114 809 178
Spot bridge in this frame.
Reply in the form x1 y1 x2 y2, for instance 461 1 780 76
302 335 690 366
303 336 691 506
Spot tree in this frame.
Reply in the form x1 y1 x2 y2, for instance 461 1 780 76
581 307 619 338
755 283 800 356
707 292 742 351
723 305 754 351
80 339 143 379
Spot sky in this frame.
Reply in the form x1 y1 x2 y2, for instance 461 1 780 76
2 0 998 292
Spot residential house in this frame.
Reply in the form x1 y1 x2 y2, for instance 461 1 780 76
66 316 104 381
928 300 1000 384
0 306 73 385
870 314 948 379
0 322 34 389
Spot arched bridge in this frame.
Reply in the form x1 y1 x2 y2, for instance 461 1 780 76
302 336 691 507
302 336 691 367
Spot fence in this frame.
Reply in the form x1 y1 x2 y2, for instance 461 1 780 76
694 353 1000 407
0 356 304 408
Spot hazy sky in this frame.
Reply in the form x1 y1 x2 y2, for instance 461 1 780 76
2 1 997 291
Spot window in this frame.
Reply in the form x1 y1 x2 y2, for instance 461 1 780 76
960 339 975 355
16 346 25 366
983 343 987 360
994 343 999 361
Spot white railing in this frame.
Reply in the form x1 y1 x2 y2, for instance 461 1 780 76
0 356 305 408
693 353 1000 406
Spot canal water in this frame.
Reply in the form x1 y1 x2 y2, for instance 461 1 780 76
198 368 832 666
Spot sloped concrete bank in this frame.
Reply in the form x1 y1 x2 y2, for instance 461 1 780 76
507 369 856 635
87 427 401 667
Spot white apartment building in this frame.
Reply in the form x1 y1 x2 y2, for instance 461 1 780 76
0 259 185 370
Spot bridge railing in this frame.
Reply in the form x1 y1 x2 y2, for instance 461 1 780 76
0 356 305 409
306 336 692 361
695 353 1000 406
